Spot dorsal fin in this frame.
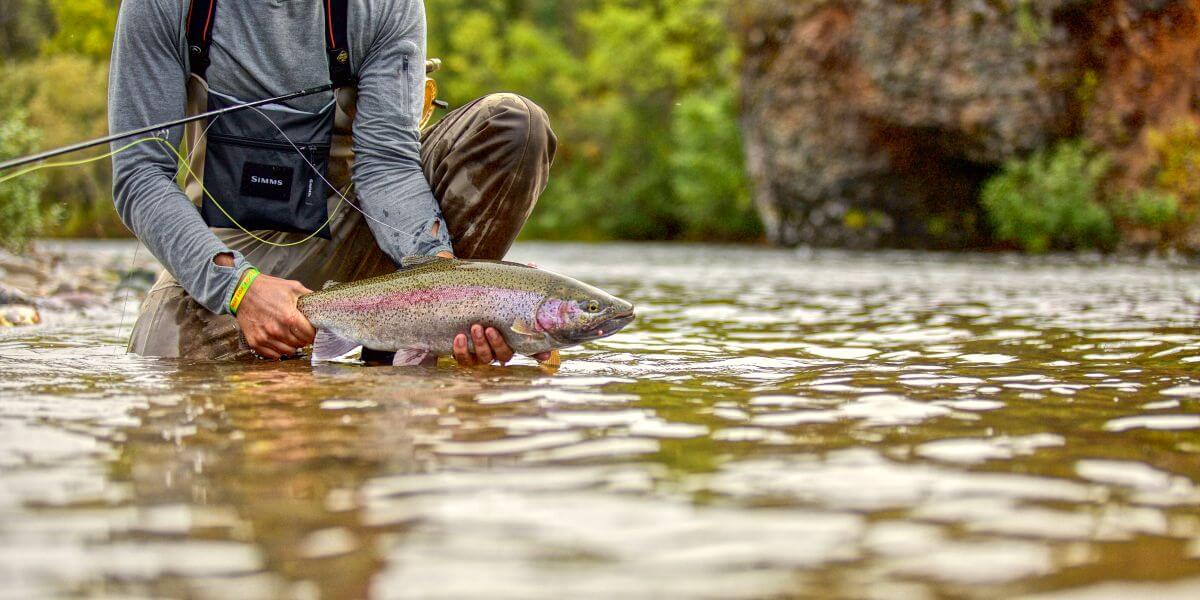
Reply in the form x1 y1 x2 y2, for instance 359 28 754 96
470 259 538 270
400 255 450 269
321 280 342 290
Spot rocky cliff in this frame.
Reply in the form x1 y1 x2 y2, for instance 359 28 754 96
735 0 1200 249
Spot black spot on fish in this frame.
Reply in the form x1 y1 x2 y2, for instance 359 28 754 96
383 209 390 218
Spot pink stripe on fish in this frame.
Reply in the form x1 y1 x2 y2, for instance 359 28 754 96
322 285 529 312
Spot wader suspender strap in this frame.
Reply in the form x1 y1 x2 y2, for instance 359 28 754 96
324 0 355 87
186 0 217 78
186 0 356 87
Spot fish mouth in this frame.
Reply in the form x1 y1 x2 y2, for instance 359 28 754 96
582 309 635 341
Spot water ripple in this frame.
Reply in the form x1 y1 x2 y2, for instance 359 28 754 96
1 242 1198 597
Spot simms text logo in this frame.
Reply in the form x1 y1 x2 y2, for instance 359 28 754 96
240 162 294 202
250 175 285 187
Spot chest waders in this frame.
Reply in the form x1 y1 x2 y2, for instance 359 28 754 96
185 0 355 238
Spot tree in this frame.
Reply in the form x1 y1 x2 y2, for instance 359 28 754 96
43 0 119 61
0 112 57 252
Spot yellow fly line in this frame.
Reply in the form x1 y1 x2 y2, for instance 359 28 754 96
0 136 345 248
0 61 447 249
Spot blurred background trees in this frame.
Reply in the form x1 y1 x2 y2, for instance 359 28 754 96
2 0 1198 253
0 0 119 240
0 0 761 245
425 0 759 241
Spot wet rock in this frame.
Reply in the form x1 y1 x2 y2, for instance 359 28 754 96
0 244 156 318
39 292 107 312
0 284 32 306
734 0 1200 249
0 249 51 283
0 304 41 327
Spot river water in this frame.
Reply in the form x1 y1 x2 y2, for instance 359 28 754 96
1 241 1199 599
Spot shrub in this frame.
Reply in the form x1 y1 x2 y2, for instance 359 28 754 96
1127 189 1181 230
42 0 119 62
427 0 759 242
0 112 58 252
981 141 1116 253
1141 120 1200 244
670 89 761 240
0 55 119 237
1147 120 1200 202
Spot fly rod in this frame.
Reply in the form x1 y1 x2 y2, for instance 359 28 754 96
0 83 335 173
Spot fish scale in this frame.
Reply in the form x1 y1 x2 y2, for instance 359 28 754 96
296 256 635 364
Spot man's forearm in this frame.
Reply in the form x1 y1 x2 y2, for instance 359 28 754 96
349 0 451 261
108 0 252 314
113 168 251 314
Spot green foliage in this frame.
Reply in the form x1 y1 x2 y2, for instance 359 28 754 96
0 112 57 252
42 0 118 61
1126 189 1180 229
670 90 761 240
0 0 54 60
1145 120 1200 213
981 141 1116 253
1 0 760 243
1014 0 1052 46
0 55 119 237
1 0 121 238
1122 120 1200 245
426 0 760 241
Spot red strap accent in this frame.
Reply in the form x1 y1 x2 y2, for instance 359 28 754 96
203 0 216 41
326 0 336 47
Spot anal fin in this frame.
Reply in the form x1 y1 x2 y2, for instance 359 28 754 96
393 349 436 367
312 329 361 362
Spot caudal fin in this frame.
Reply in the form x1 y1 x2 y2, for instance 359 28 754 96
312 329 361 362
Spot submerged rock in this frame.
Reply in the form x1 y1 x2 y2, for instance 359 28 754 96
0 304 41 327
735 0 1200 249
0 244 156 321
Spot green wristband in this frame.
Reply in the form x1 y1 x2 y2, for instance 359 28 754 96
229 268 260 315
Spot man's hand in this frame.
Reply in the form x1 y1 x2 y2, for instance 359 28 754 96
433 252 553 367
235 273 316 360
452 324 553 367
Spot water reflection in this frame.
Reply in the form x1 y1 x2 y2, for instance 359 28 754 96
1 241 1198 598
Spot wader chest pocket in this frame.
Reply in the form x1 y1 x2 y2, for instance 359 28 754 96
200 132 333 238
186 0 354 240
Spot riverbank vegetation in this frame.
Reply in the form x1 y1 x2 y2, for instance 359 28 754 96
0 0 761 249
1 0 1198 253
983 133 1199 254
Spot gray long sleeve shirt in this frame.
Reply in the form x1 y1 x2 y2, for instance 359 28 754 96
108 0 452 314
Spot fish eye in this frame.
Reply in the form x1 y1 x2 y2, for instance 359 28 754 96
586 300 600 313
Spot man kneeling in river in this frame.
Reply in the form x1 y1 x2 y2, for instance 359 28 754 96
110 0 556 364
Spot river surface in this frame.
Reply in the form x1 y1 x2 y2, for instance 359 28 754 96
1 241 1199 599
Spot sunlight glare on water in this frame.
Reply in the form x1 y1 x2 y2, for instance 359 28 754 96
1 241 1199 599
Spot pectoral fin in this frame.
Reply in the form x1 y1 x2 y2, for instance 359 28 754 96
511 318 538 337
312 329 361 362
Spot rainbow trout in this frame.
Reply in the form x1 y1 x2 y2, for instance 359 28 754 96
297 255 635 365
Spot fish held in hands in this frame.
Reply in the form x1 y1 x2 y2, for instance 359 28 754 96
297 256 635 366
